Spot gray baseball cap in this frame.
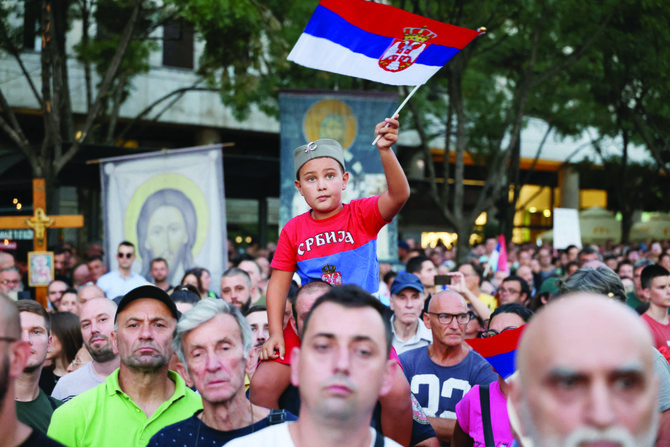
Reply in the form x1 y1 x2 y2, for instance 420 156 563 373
293 139 346 179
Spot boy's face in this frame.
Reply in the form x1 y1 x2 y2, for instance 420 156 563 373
295 157 349 220
644 275 670 308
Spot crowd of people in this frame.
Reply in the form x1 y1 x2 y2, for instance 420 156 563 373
0 116 667 446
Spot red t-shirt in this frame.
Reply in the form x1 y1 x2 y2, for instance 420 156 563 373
642 313 670 350
274 324 301 365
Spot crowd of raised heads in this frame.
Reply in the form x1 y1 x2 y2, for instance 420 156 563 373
383 236 670 317
1 236 669 366
1 232 670 447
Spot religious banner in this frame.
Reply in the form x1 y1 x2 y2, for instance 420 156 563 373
100 145 226 291
279 91 399 262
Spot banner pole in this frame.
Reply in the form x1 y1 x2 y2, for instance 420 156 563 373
372 84 422 145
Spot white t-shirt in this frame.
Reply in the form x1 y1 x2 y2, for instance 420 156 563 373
51 362 106 402
96 270 148 299
225 422 402 447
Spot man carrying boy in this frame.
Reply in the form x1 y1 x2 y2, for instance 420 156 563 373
640 264 670 349
262 116 409 360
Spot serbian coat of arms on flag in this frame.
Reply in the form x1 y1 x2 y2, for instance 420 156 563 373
379 27 437 73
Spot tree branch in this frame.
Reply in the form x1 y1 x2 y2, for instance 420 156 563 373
0 19 44 108
0 88 31 148
55 0 143 174
0 111 30 152
105 74 128 144
520 122 553 187
115 84 216 142
530 7 616 88
630 109 669 176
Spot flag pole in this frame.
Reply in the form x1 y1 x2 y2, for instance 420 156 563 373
371 84 421 145
371 26 485 146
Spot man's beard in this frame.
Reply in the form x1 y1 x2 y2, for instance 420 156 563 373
239 299 251 314
122 343 171 372
86 336 117 363
153 274 168 283
519 396 658 447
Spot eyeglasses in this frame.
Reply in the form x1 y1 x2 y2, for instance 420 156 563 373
425 312 472 325
1 279 20 286
480 326 519 338
117 252 133 259
0 336 18 343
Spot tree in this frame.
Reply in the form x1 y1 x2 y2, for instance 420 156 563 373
550 0 670 241
0 0 155 191
0 0 314 191
392 0 617 261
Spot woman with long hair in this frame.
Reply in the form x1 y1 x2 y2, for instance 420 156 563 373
47 311 84 379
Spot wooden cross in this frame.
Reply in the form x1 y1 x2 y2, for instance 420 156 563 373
0 179 84 307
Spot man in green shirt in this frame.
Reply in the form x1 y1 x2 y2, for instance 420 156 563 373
48 285 202 447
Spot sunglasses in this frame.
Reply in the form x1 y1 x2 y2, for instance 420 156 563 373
117 252 133 259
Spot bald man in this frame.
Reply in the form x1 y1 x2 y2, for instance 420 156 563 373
0 296 64 446
399 291 497 445
77 284 106 307
509 293 659 447
0 251 15 269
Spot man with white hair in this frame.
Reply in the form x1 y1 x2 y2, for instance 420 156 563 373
148 299 295 446
509 293 659 447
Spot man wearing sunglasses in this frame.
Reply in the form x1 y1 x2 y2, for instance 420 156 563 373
97 241 147 299
399 290 497 445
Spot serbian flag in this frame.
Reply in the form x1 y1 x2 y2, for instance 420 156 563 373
466 326 525 379
488 234 508 273
287 0 482 86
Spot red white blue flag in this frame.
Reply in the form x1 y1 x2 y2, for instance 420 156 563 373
488 234 509 273
466 326 525 380
288 0 482 86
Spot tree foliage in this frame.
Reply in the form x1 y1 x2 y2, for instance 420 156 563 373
1 0 669 250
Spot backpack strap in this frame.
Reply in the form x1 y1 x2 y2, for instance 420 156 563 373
479 384 495 447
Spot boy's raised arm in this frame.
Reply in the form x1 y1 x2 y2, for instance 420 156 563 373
260 269 294 360
376 115 410 222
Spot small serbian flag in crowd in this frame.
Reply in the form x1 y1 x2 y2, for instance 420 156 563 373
466 326 525 379
488 234 508 273
287 0 482 86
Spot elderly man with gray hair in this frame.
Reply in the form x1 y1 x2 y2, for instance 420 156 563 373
148 298 296 446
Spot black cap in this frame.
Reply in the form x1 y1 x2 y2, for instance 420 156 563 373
114 285 179 322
